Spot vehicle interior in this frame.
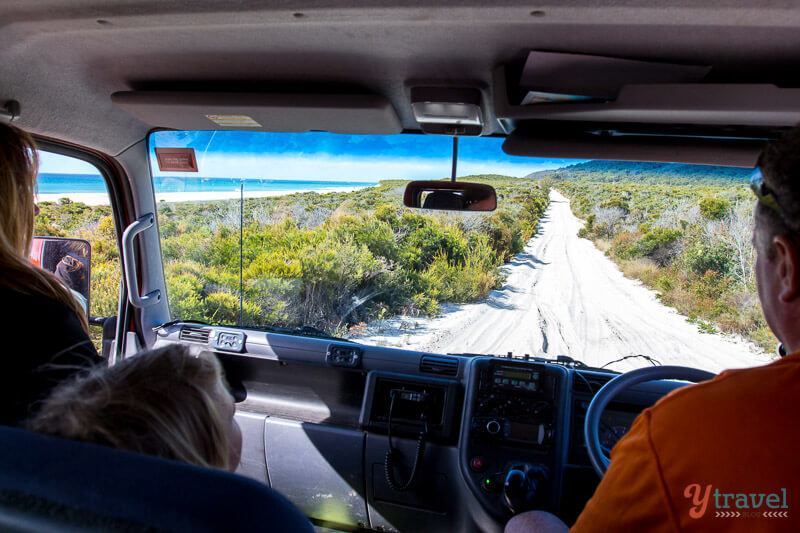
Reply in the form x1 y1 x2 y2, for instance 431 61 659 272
2 1 799 531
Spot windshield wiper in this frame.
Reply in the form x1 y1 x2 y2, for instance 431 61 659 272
600 354 661 368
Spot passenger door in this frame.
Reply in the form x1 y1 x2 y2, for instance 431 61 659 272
34 149 122 358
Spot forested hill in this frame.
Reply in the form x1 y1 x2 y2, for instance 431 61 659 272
533 160 751 184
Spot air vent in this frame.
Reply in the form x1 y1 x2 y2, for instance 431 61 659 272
179 326 211 344
572 372 613 395
419 355 458 377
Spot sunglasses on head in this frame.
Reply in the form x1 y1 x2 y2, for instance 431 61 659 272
750 167 782 214
751 167 799 232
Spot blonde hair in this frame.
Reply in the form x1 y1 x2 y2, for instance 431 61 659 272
28 344 234 470
0 122 89 332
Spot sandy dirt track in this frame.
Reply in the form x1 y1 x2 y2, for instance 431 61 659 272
354 190 774 373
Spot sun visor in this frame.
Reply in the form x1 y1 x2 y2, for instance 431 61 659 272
495 66 800 128
518 51 710 101
111 91 402 134
503 130 767 168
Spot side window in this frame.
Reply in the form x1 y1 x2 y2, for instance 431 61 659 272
34 150 120 350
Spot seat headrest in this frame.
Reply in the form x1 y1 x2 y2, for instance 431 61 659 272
0 425 312 532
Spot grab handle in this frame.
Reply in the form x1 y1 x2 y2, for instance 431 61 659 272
121 213 161 308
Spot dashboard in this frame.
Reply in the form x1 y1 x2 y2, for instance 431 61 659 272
154 323 688 532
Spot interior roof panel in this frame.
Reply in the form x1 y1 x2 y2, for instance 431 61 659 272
3 1 800 155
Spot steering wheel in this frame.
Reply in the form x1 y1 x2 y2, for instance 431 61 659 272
583 366 716 477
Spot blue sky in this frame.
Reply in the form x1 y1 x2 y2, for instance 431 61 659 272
41 131 581 181
39 152 101 174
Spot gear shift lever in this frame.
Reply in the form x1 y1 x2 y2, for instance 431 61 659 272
503 463 548 513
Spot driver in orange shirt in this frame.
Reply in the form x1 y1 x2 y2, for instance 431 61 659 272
507 127 800 532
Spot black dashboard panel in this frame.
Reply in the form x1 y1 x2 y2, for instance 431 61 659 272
360 371 461 442
459 358 570 521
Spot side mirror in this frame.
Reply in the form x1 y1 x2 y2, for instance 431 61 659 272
30 237 91 315
403 180 497 212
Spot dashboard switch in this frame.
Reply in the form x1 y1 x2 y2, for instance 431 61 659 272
481 476 500 493
326 344 363 368
486 420 501 435
470 456 486 472
211 330 246 353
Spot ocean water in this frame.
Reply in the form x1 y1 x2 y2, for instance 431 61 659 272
37 173 377 194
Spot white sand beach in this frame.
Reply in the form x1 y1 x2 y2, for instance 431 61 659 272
37 186 364 206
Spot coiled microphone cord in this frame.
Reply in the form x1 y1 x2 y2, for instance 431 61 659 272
384 391 428 492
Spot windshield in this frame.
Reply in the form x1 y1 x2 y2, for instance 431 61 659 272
149 131 777 373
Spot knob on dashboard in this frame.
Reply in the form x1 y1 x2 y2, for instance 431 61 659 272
486 420 501 435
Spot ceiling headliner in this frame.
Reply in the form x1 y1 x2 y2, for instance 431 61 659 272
3 0 800 155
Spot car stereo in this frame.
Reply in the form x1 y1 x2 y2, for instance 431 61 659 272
490 364 542 393
470 361 555 447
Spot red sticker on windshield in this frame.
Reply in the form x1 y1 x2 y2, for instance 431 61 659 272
155 148 198 172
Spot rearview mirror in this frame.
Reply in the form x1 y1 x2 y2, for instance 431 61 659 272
403 181 497 212
30 237 91 315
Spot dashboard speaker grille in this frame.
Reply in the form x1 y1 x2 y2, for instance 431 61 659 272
419 355 458 377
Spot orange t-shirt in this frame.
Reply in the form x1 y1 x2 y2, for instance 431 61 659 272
572 353 799 532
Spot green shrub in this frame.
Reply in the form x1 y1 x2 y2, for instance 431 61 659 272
204 291 262 325
483 211 525 260
612 228 683 266
410 291 439 316
635 228 682 266
612 229 682 265
399 222 467 270
374 204 398 225
90 261 120 317
610 231 640 259
684 242 734 277
599 196 630 214
699 196 731 220
163 263 206 321
332 215 398 263
421 250 499 304
578 214 596 239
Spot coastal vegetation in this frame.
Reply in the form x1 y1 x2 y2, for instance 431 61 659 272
35 176 549 338
546 161 775 351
